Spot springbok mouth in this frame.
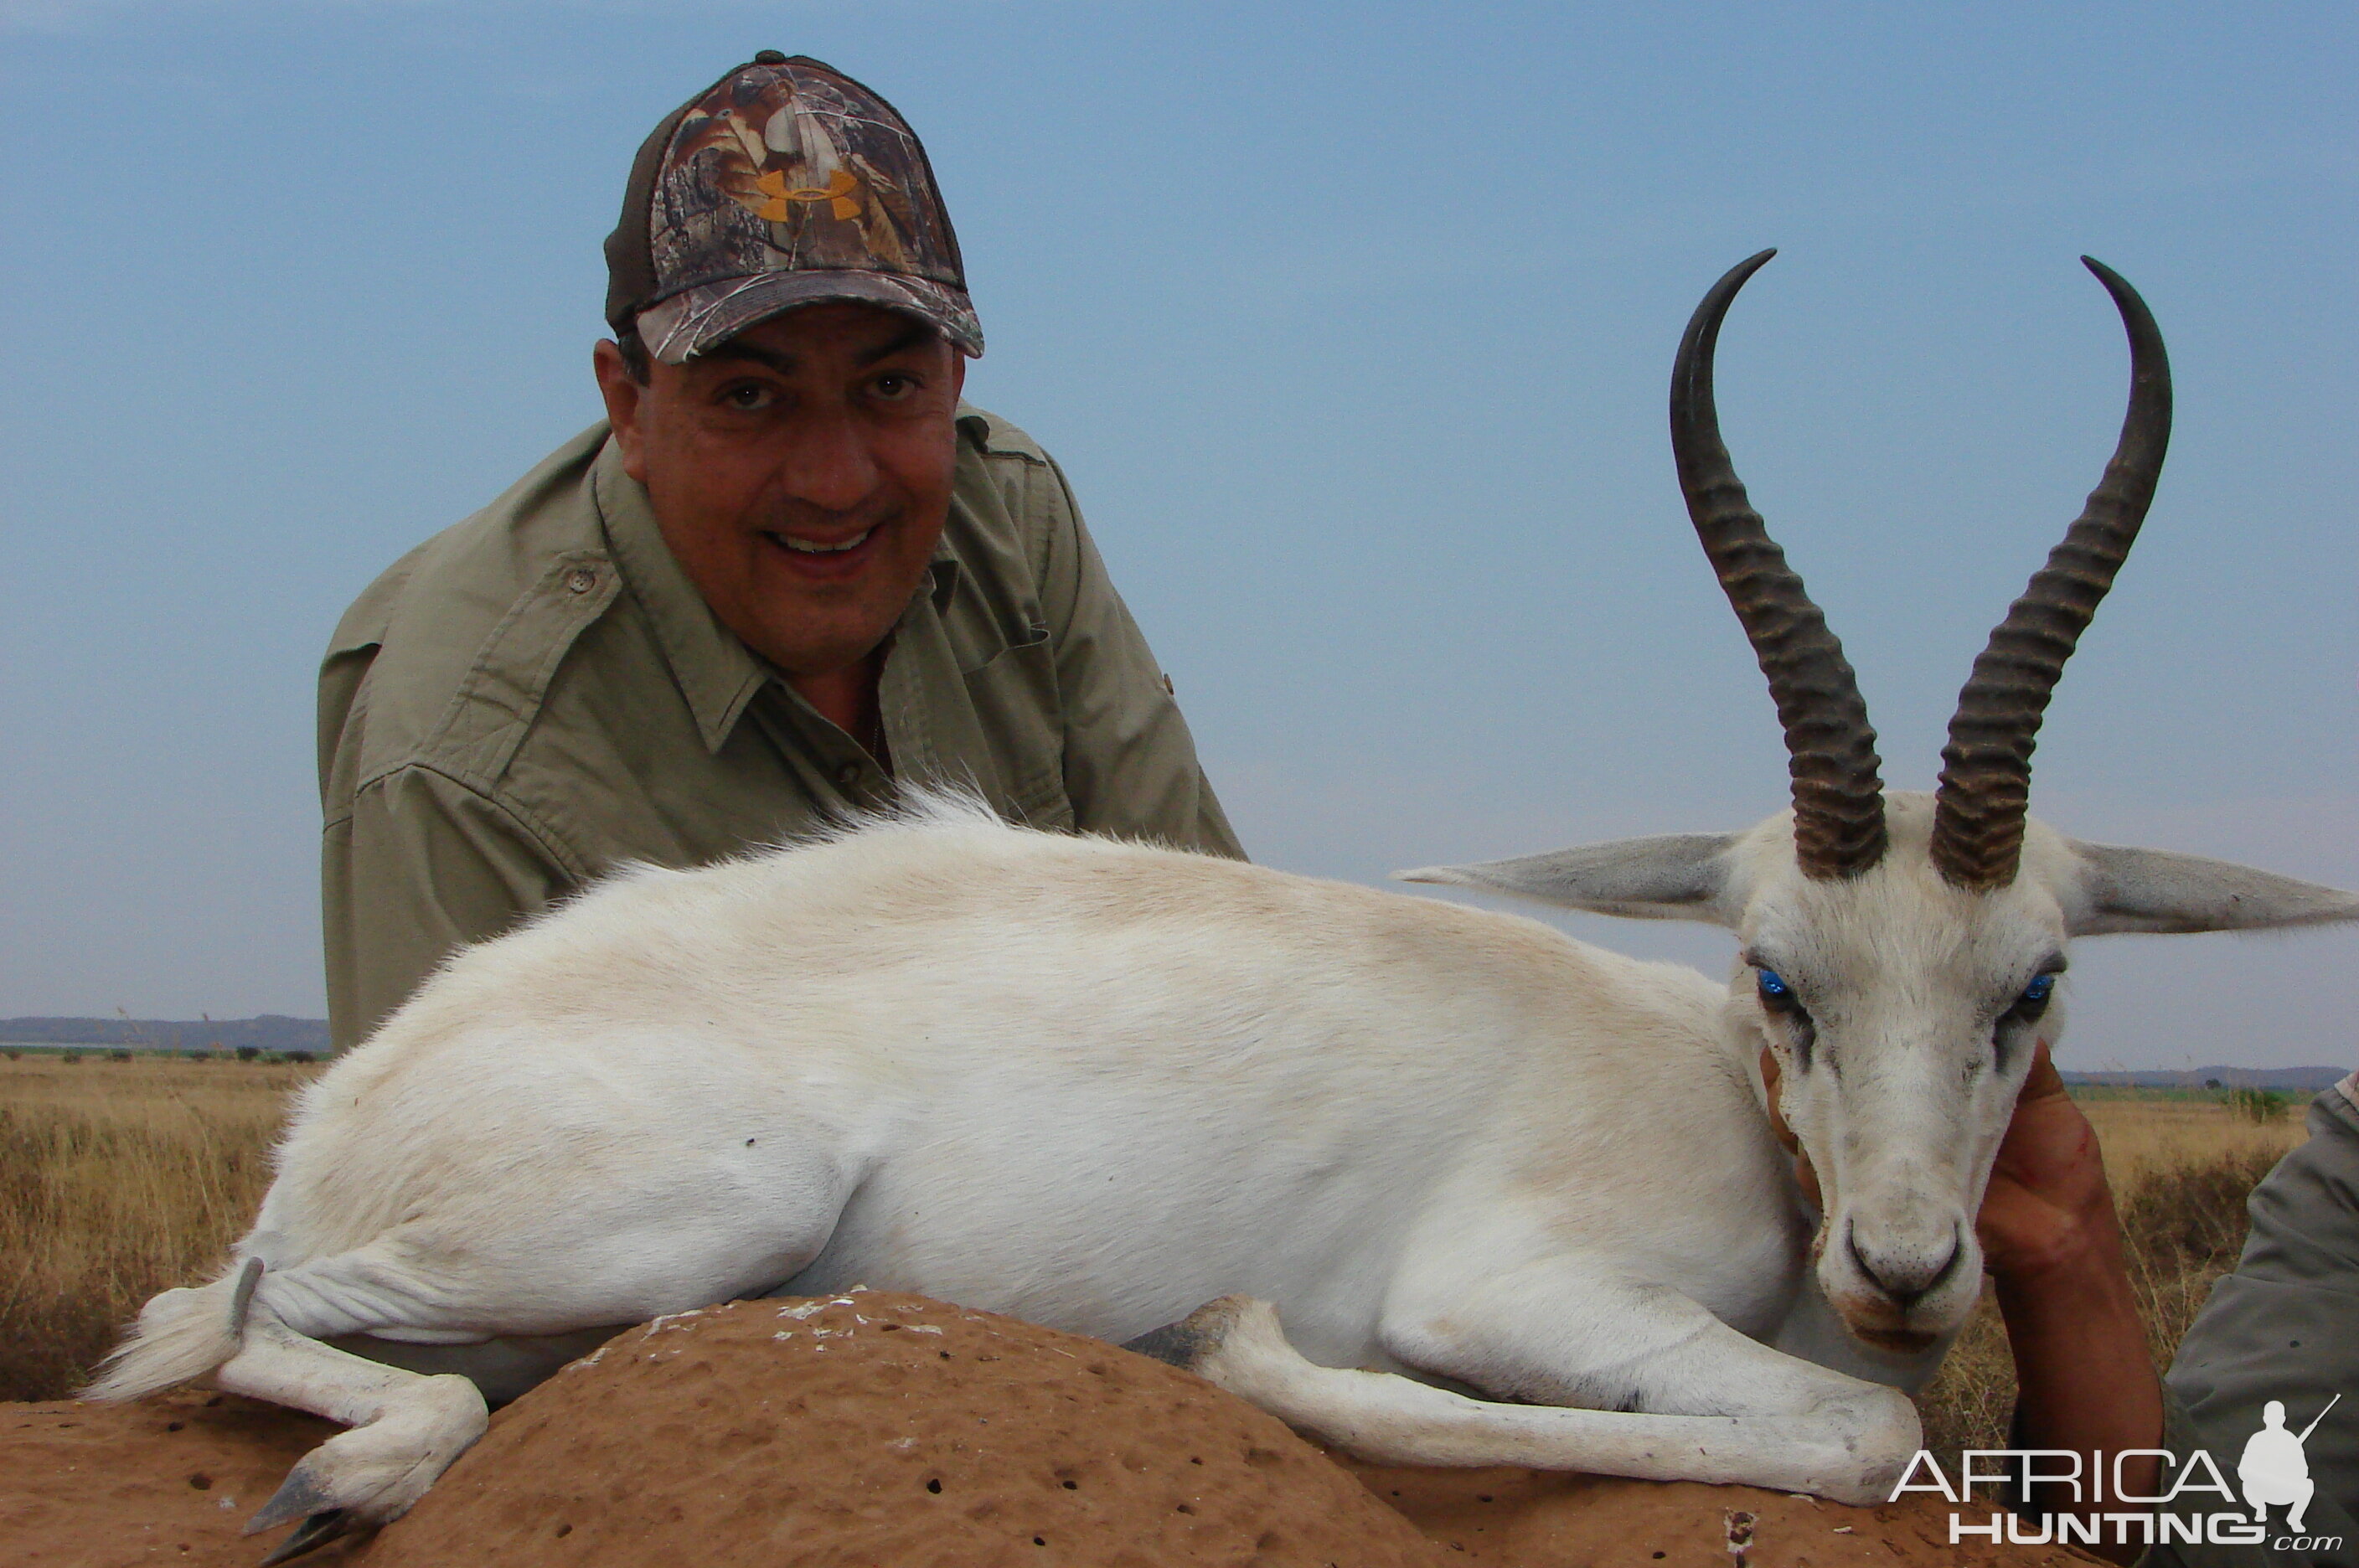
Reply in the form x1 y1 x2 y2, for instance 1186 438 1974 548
1829 1288 1949 1355
1845 1322 1940 1356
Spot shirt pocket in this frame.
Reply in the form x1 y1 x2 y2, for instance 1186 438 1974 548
960 623 1074 831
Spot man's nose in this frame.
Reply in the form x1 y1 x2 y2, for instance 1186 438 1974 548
779 405 880 512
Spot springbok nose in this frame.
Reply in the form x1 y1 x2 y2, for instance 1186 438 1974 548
1846 1220 1961 1308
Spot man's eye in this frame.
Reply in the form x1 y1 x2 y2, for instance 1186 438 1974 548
870 373 916 400
720 383 776 410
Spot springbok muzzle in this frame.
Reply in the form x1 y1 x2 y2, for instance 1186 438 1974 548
1817 1200 1980 1352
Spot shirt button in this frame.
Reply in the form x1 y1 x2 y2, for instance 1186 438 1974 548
835 761 862 787
565 566 597 594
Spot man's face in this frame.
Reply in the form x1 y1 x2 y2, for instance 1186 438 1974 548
594 302 966 678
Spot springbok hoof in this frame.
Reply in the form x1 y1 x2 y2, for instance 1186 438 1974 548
1120 1294 1256 1374
245 1462 338 1537
256 1509 354 1565
241 1372 487 1551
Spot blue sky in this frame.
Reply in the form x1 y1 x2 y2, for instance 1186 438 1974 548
2 1 2351 1068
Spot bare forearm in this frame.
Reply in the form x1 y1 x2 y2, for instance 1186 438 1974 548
1995 1220 2162 1563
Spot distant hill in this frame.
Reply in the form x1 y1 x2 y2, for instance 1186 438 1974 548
0 1018 2342 1088
2062 1065 2348 1093
0 1015 329 1054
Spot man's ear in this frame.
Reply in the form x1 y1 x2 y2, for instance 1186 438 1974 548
592 339 649 484
1396 833 1742 926
2064 842 2359 936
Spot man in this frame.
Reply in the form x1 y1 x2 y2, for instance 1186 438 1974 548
321 54 1240 1050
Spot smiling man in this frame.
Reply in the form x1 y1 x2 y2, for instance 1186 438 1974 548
319 54 1241 1050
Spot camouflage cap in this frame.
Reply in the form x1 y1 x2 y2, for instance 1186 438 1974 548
605 54 982 365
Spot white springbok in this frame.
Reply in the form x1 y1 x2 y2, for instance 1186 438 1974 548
94 254 2357 1564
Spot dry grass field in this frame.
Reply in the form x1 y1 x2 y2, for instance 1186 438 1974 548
0 1055 318 1402
0 1053 2323 1456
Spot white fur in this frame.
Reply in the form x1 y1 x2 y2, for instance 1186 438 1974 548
89 787 2356 1534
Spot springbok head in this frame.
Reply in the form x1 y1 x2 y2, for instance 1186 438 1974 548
1405 252 2359 1351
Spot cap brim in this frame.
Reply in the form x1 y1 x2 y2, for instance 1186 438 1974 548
636 270 983 364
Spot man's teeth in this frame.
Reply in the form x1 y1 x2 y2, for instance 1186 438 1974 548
777 528 874 554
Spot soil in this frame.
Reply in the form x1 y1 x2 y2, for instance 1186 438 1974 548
1345 1460 2107 1565
0 1292 2101 1567
0 1387 339 1566
365 1292 1443 1568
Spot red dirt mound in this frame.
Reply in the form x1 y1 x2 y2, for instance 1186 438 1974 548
0 1292 2099 1567
0 1388 341 1566
1348 1461 2106 1566
364 1291 1445 1568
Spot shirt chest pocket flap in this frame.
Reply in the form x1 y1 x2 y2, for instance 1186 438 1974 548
959 622 1073 830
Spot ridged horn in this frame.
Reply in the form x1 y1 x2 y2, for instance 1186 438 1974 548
1929 258 2172 891
1673 250 1888 880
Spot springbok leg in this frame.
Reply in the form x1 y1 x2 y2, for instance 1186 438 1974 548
214 1312 488 1562
1135 1287 1918 1506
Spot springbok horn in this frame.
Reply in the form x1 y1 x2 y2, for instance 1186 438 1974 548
1672 250 1889 879
1929 258 2172 891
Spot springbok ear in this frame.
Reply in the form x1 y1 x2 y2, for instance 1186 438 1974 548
1395 834 1742 926
2066 842 2359 936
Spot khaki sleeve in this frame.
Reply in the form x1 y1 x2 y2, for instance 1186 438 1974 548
2134 1086 2359 1565
2129 1389 2214 1568
323 766 577 1051
1028 454 1246 859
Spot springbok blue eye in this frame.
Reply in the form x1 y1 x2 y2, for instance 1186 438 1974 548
2021 975 2055 1005
1754 966 1812 1058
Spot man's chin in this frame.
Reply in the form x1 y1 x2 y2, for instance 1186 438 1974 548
733 585 914 681
735 575 916 660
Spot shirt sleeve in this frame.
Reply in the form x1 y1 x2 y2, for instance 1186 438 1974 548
2136 1081 2359 1565
1028 453 1247 860
323 765 577 1051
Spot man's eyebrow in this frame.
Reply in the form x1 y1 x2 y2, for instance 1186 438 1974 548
694 321 937 374
699 341 796 375
855 322 937 367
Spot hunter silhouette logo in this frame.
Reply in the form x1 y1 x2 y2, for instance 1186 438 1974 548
2241 1393 2336 1536
1890 1390 2346 1551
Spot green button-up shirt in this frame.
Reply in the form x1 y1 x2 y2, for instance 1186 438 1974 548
319 405 1241 1050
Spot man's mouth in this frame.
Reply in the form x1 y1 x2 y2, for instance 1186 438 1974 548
760 520 887 575
772 527 875 554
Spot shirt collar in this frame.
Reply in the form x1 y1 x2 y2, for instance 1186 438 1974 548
592 428 966 755
592 433 769 754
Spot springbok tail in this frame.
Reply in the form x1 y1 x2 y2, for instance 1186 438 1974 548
81 1257 264 1401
